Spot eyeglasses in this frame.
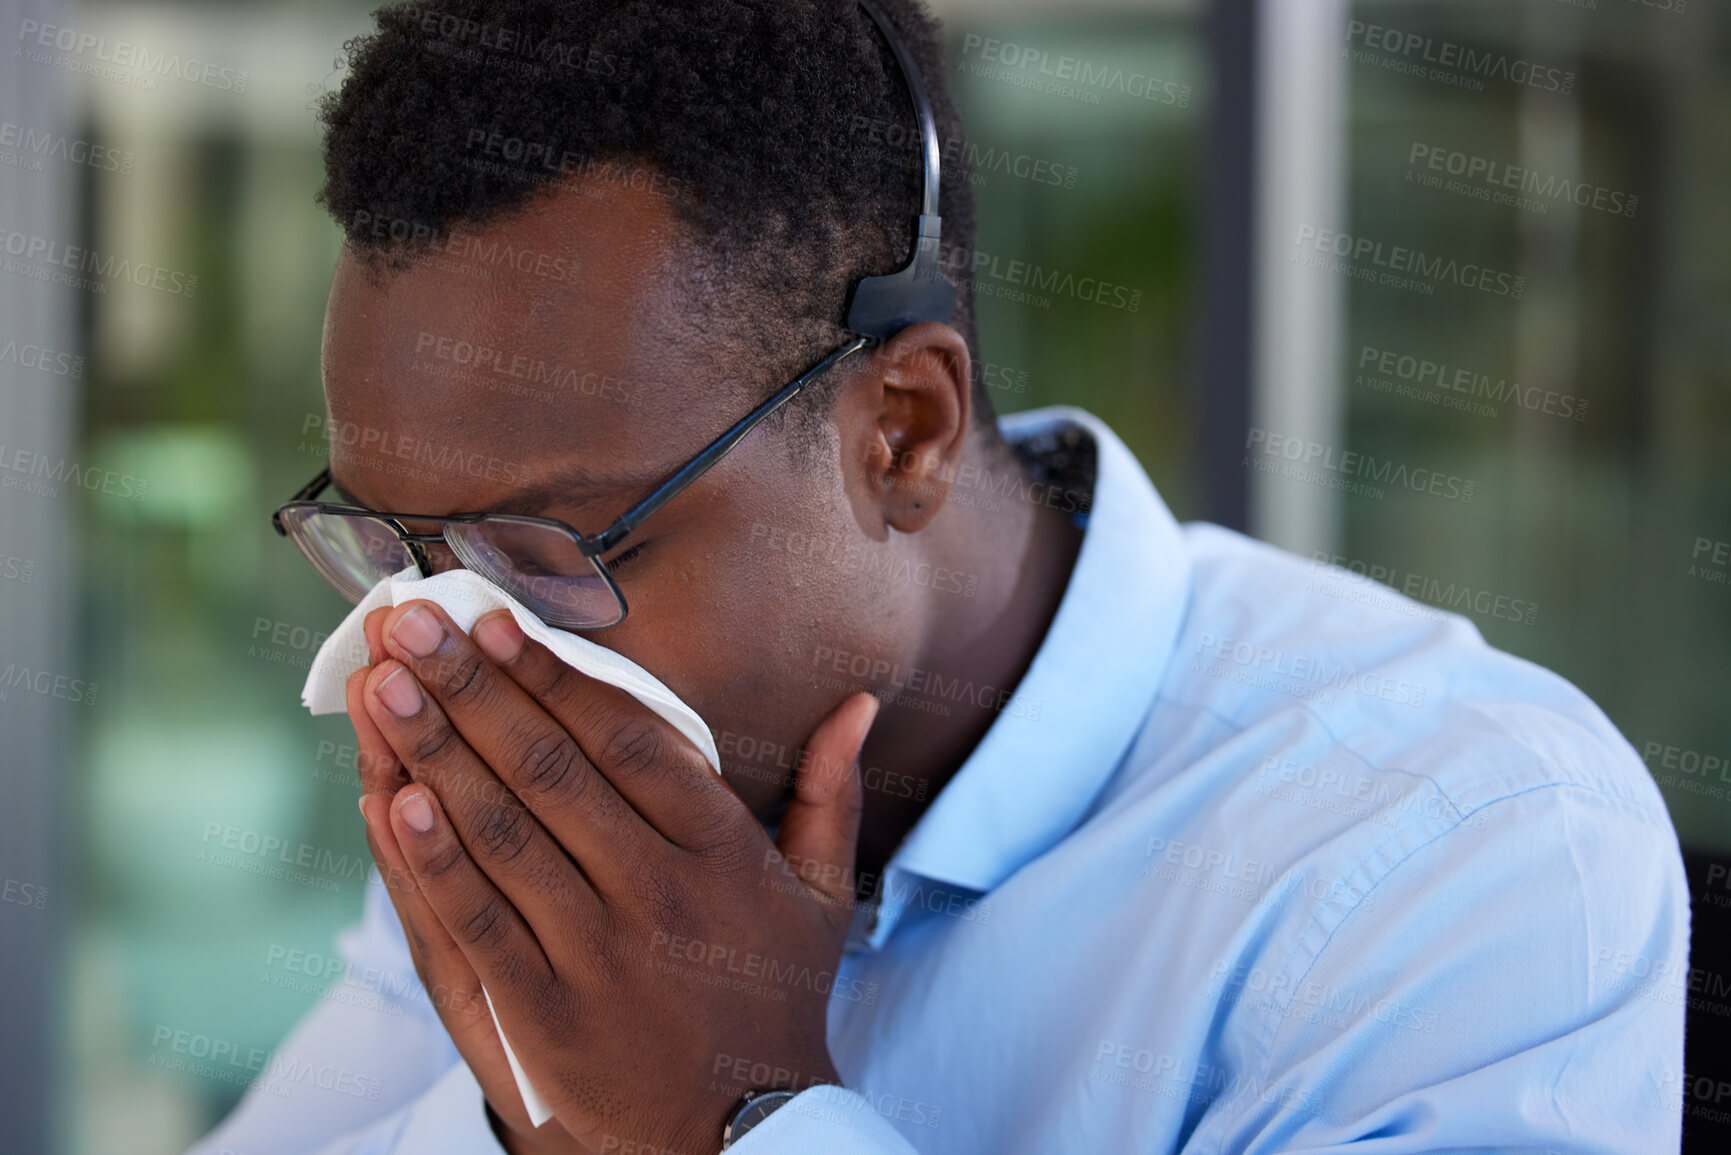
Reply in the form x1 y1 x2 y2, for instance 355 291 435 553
272 336 870 630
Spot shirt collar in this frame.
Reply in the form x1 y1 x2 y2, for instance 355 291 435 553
850 406 1192 951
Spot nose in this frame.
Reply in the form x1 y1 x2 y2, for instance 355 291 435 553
423 539 467 576
399 528 468 577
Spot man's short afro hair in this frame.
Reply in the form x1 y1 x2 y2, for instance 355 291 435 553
316 0 994 453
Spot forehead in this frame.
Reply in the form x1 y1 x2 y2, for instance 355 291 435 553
321 180 734 518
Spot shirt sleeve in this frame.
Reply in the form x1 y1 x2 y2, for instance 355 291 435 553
1203 779 1690 1154
185 867 509 1155
728 1084 928 1154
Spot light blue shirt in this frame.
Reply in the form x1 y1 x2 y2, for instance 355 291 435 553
190 406 1688 1155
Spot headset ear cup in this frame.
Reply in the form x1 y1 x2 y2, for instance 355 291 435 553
847 0 955 340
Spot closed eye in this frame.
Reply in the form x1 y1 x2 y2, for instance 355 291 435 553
604 542 648 573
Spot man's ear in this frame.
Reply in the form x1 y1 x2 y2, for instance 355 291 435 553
847 322 973 534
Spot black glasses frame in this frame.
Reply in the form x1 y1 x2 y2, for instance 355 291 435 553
272 335 871 629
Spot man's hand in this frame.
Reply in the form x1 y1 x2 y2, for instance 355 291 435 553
347 607 574 1153
344 600 880 1155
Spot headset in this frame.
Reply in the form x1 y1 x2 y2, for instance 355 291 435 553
845 0 958 340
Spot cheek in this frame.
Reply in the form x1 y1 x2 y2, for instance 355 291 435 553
664 511 859 703
619 613 820 813
601 505 887 806
594 511 834 713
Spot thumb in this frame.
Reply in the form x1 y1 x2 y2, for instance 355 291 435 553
775 692 881 910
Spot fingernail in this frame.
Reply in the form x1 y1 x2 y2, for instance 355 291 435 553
393 606 444 657
398 791 435 834
357 796 368 822
474 612 524 664
858 693 881 742
377 666 423 717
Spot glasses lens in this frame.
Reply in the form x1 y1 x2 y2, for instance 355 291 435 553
448 519 624 629
280 508 415 603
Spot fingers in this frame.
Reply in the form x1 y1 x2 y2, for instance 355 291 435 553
346 664 410 798
468 609 740 851
775 694 879 916
348 606 408 798
377 601 679 888
364 606 391 665
359 795 487 1028
378 772 554 996
361 655 601 946
359 791 433 953
357 793 529 1128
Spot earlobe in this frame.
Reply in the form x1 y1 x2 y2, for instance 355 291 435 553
862 323 971 534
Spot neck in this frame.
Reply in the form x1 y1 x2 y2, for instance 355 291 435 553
851 441 1086 888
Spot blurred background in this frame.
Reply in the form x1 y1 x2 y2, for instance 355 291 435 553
0 0 1726 1150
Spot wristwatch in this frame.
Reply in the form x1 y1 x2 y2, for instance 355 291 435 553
720 1089 799 1148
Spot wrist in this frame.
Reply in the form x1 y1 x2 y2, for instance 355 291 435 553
718 1069 844 1150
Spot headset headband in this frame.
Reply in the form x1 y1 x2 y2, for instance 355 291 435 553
844 0 958 340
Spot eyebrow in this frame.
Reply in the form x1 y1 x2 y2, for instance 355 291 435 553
487 461 671 516
328 460 672 520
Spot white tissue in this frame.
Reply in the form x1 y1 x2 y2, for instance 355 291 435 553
301 566 720 1127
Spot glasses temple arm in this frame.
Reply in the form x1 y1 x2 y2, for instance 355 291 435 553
271 466 334 535
595 337 870 553
294 466 334 500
